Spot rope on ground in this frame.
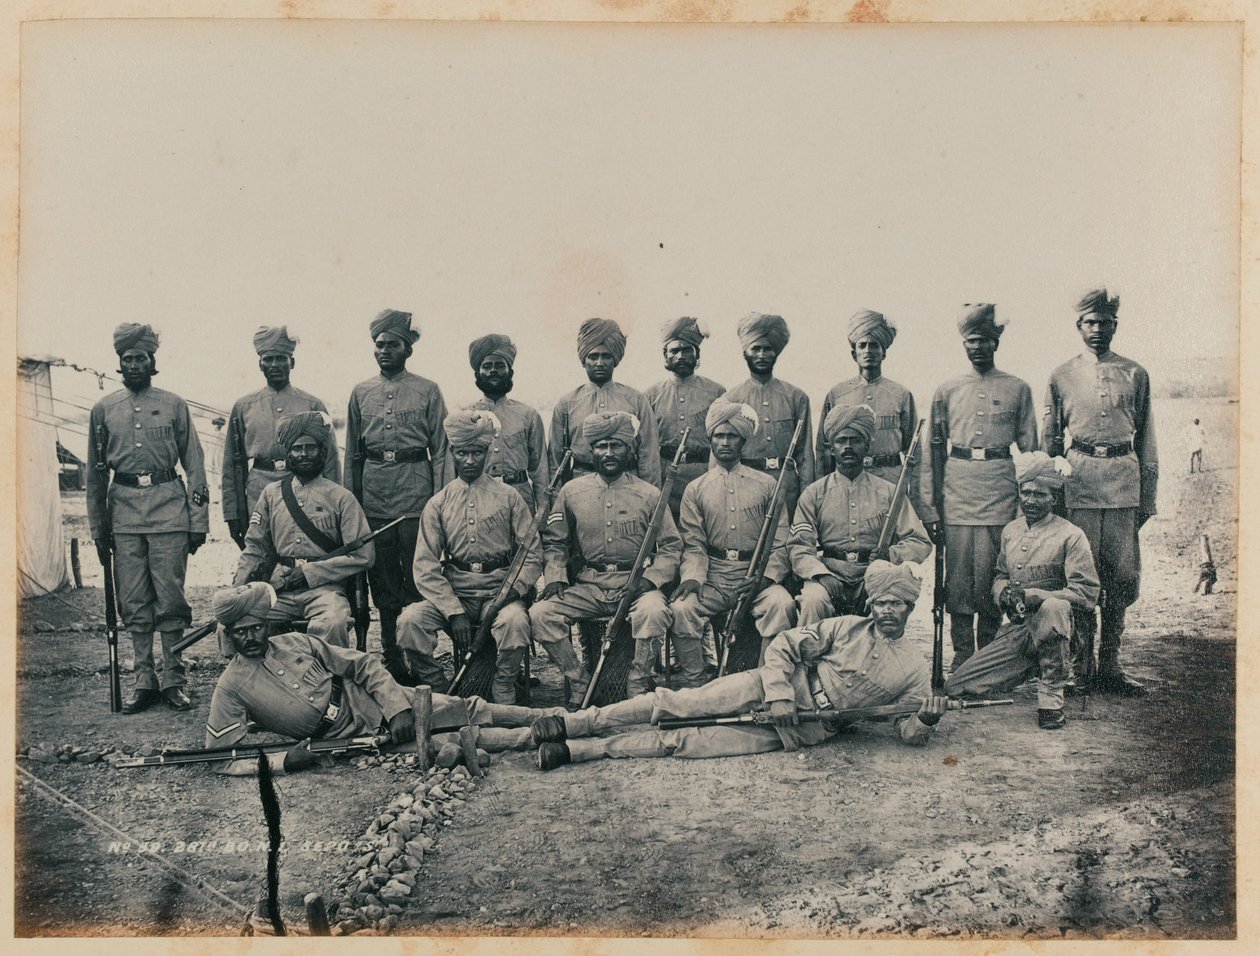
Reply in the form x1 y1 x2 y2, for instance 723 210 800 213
17 766 251 921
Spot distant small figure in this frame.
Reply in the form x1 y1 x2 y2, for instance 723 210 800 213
1188 417 1205 474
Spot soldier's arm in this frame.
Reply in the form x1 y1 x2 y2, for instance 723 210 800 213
1057 526 1101 611
176 398 211 533
1016 381 1038 453
761 622 834 704
412 498 464 618
510 492 543 597
1134 366 1159 516
233 492 275 586
892 675 939 745
762 484 792 584
990 536 1013 607
815 393 834 477
887 500 932 566
428 385 452 487
205 683 286 776
221 402 246 522
85 403 110 542
540 487 574 587
344 391 364 500
646 502 681 589
636 396 663 487
787 486 828 580
526 409 549 510
301 492 375 588
676 481 709 584
306 633 411 723
547 401 568 482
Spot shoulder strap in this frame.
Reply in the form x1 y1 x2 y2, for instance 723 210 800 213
279 476 341 554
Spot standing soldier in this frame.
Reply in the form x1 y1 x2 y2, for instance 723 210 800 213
345 309 452 681
221 326 339 549
458 334 548 510
547 318 662 487
1043 288 1157 696
791 405 931 625
531 412 680 705
233 412 373 648
721 312 815 519
669 401 797 682
920 304 1037 671
643 316 725 519
398 410 541 699
87 323 209 713
816 310 924 517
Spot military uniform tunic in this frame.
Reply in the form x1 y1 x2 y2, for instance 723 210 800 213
547 382 662 486
719 377 815 517
233 475 375 647
816 374 919 485
221 384 339 522
644 372 726 515
452 395 548 511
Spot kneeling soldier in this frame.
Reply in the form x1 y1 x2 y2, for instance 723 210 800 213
205 583 568 775
234 412 373 648
530 561 946 768
791 404 930 624
530 411 681 705
670 401 796 682
945 452 1100 729
397 409 540 699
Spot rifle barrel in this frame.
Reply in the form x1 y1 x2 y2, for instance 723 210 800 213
656 697 1014 730
103 551 123 714
114 734 390 768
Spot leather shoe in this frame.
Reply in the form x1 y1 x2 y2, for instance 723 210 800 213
1037 708 1066 730
163 687 192 711
531 715 568 746
1093 671 1147 697
537 742 571 771
121 689 160 714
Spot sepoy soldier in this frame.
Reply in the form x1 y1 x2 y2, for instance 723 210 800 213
946 452 1100 729
204 583 569 776
548 318 662 487
816 309 925 518
87 323 209 713
643 316 725 519
233 412 373 648
397 410 542 699
791 405 931 625
669 401 797 684
456 334 549 511
720 312 815 519
1043 288 1158 696
530 412 681 705
345 309 452 680
920 304 1038 670
221 326 339 549
530 561 947 769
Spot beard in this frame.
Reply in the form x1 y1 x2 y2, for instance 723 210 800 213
475 368 515 397
287 453 326 480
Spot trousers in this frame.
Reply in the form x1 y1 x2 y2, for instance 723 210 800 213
267 585 353 648
944 596 1072 709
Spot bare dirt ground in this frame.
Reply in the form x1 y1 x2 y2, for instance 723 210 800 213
14 396 1237 939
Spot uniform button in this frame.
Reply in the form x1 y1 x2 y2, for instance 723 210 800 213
493 446 500 451
975 429 983 435
1016 564 1023 569
850 502 856 508
730 505 736 511
307 695 314 702
386 424 393 429
851 519 857 524
277 670 284 675
470 537 476 543
872 653 879 659
134 407 141 412
468 519 475 524
1101 412 1108 417
135 423 142 429
978 393 986 398
729 488 735 494
607 521 612 526
729 525 736 530
866 394 873 401
679 397 686 403
135 442 143 447
386 409 393 414
599 403 605 408
607 537 613 543
850 536 857 541
1021 546 1028 551
762 401 770 406
606 502 612 508
977 411 985 417
292 683 299 689
386 393 393 399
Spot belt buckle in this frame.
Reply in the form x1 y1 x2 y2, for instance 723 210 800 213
383 450 397 463
862 456 873 467
138 474 153 487
1092 445 1108 458
845 552 859 563
969 447 985 461
274 460 286 470
724 549 740 561
469 561 484 573
765 457 780 469
324 701 341 722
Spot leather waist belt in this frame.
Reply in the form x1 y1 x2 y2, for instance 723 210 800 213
276 556 300 568
807 670 832 711
949 446 1012 461
489 469 528 484
822 547 872 563
446 554 511 574
1071 439 1134 459
581 559 641 574
863 454 903 468
660 445 708 465
312 676 344 738
742 456 785 472
252 457 287 472
366 447 430 463
706 544 755 562
113 469 178 488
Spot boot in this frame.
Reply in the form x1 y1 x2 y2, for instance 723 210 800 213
1095 611 1146 697
950 614 975 672
491 647 527 704
540 638 591 708
404 650 450 694
671 634 709 689
378 611 407 678
625 639 658 697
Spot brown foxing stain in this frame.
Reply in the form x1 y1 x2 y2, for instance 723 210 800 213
597 0 651 12
784 3 815 22
660 0 736 22
375 1 396 16
848 0 890 23
278 0 303 18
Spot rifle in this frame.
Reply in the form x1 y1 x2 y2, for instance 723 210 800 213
230 412 250 548
583 434 689 708
1048 386 1067 517
656 697 1014 730
114 733 391 768
929 403 948 695
717 418 805 677
102 550 123 713
352 573 371 653
245 513 417 588
449 450 574 694
871 420 925 561
172 619 219 656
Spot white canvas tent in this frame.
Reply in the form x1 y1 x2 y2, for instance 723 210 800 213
17 356 70 597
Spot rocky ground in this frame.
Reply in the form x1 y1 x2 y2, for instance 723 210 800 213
14 396 1238 939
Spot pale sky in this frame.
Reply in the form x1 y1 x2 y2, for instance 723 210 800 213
18 19 1240 441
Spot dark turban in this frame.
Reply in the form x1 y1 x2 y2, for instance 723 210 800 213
704 401 758 440
864 560 922 604
445 408 500 449
1015 451 1072 491
276 411 333 450
661 316 708 348
370 309 419 345
253 325 298 356
582 411 638 446
576 318 627 364
823 404 876 444
737 312 790 352
957 303 1006 339
213 582 276 628
113 323 160 354
468 334 517 369
1075 288 1120 318
847 309 897 349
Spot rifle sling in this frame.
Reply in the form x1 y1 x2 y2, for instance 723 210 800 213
279 476 342 554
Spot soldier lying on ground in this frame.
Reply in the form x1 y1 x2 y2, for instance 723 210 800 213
204 582 565 775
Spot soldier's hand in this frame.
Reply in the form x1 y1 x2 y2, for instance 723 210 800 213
541 581 567 602
917 695 948 727
283 738 318 773
768 700 799 727
188 532 207 555
226 519 247 550
924 521 945 547
95 534 113 567
1023 590 1045 612
388 709 417 745
673 579 703 602
815 573 847 607
448 613 472 647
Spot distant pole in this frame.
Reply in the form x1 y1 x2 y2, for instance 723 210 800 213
415 686 432 772
69 538 83 589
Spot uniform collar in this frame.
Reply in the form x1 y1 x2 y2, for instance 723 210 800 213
1083 349 1114 364
379 369 409 383
831 468 868 486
